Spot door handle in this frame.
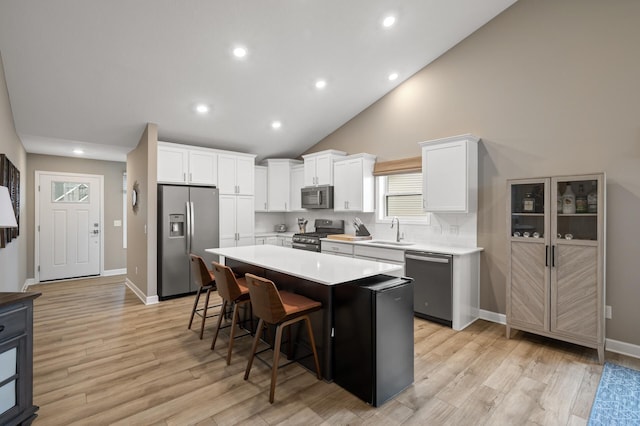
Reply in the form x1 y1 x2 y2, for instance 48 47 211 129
92 229 99 235
551 245 555 267
545 245 549 267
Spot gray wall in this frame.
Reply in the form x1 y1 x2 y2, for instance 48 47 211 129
26 154 127 276
307 0 640 345
126 123 158 299
0 51 27 292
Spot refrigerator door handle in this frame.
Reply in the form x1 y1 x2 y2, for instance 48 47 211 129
190 201 195 250
185 201 191 254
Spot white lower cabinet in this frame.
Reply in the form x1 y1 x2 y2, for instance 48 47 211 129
219 195 254 247
353 245 404 277
321 241 354 257
278 235 293 248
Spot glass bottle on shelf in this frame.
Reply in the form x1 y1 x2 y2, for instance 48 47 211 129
562 183 576 214
588 181 598 213
522 192 535 212
576 184 588 213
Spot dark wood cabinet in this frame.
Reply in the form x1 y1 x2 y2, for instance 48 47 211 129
0 292 40 426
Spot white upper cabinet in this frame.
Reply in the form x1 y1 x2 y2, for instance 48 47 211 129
188 149 218 185
264 159 302 212
302 149 346 186
254 166 268 212
289 164 306 212
157 142 189 184
218 153 256 195
333 154 376 212
419 134 479 213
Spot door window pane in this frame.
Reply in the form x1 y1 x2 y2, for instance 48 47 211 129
52 182 89 203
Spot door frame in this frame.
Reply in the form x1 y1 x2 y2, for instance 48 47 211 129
34 170 105 283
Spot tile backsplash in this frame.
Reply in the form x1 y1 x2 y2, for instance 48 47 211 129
256 210 477 247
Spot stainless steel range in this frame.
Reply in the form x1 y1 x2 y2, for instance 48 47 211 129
292 219 345 252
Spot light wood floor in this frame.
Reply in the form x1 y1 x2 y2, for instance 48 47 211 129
29 276 640 426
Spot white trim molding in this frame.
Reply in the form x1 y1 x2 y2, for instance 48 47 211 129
479 309 506 325
606 338 640 360
479 309 640 360
22 278 37 292
104 268 127 276
125 278 159 305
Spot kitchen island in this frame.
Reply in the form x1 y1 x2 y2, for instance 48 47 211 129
205 245 410 398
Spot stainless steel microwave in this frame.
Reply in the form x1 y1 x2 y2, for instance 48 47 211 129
301 185 334 209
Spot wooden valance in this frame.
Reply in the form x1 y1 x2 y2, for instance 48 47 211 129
372 156 422 176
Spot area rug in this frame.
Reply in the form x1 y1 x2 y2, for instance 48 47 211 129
588 362 640 425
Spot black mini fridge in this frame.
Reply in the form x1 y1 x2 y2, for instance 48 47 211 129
333 275 414 407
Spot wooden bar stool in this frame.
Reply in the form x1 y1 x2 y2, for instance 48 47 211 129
210 261 252 365
188 254 219 339
243 273 322 403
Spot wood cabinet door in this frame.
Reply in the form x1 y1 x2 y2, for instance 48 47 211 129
507 241 549 333
551 243 599 343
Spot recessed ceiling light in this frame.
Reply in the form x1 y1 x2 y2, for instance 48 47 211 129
388 72 399 81
73 149 84 155
315 80 327 90
382 15 396 28
271 121 282 129
195 104 209 114
233 46 247 58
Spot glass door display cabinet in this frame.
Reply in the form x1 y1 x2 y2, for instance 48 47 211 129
507 173 605 363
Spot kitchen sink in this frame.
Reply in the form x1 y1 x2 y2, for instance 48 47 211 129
366 240 415 246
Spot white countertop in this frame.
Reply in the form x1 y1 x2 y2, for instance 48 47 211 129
206 245 402 285
321 238 483 256
254 231 295 238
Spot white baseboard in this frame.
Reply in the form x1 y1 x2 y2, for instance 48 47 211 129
479 309 506 325
605 338 640 360
479 309 640 360
104 268 127 276
125 278 159 305
22 278 37 292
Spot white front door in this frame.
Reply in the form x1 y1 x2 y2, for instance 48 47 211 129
38 172 102 281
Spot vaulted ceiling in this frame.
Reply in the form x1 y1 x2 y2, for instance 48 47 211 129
0 1 516 162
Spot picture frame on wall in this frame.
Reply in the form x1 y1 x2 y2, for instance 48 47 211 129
0 153 20 248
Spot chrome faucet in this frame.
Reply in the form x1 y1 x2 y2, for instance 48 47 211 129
391 216 401 242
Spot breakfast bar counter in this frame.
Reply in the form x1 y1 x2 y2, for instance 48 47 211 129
206 244 402 285
205 245 406 385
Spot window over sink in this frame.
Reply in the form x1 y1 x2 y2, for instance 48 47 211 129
376 173 430 224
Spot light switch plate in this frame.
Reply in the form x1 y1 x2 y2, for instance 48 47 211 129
113 220 122 227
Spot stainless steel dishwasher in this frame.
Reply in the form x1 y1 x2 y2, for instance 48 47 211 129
404 251 453 327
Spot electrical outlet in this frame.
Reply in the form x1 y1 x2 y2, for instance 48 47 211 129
431 225 442 234
113 220 122 227
449 225 459 235
605 305 612 319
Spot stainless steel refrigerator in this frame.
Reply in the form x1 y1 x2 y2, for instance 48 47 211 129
158 184 219 300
